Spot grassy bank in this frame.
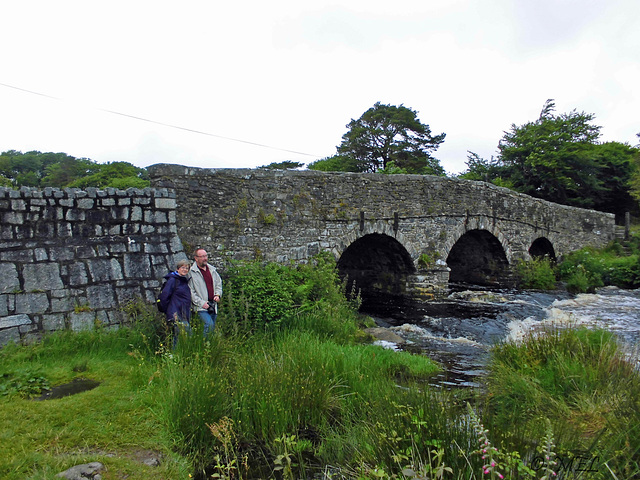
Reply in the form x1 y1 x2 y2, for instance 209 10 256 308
1 253 639 479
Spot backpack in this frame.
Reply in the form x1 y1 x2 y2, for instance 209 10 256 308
156 278 172 313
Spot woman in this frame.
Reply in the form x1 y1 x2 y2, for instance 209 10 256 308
158 259 192 345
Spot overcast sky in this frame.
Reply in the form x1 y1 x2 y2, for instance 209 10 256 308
1 0 639 175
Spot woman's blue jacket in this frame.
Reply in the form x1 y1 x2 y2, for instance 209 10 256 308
159 271 192 322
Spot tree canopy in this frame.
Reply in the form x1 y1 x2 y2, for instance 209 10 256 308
258 161 304 170
459 100 640 221
308 102 446 175
0 150 149 189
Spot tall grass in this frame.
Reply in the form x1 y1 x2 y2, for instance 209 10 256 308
515 257 557 290
483 326 640 478
558 241 640 293
150 326 445 476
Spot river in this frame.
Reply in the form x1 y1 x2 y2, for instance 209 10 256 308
362 286 640 388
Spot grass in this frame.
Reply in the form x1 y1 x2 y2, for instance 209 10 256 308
515 232 640 292
0 327 191 479
0 309 451 479
2 253 640 479
5 312 638 479
483 326 640 478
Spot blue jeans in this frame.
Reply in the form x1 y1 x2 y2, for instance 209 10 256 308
172 320 191 348
197 310 216 336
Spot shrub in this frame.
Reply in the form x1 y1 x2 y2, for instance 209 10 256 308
218 252 358 334
515 257 557 290
558 243 640 292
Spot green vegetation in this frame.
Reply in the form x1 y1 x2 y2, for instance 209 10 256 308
258 161 304 170
558 236 640 293
459 100 640 222
308 102 446 175
514 232 640 293
0 326 191 479
1 254 639 479
0 150 149 189
484 327 640 479
514 257 557 290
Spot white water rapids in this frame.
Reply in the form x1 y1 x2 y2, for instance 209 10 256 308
367 287 640 387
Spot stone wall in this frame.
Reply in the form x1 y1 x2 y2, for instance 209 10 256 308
148 164 615 271
0 186 186 346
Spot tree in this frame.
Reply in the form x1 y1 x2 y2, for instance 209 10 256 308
258 161 304 170
589 142 639 221
0 150 150 189
458 152 496 182
41 156 97 187
307 155 362 172
327 102 446 175
497 99 603 205
482 100 640 220
66 161 149 189
627 134 640 209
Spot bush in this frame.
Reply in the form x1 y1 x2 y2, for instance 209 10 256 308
558 243 640 292
218 252 359 335
515 257 557 290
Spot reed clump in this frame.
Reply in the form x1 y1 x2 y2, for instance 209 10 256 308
484 326 640 478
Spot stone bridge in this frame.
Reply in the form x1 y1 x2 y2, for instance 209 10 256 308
149 164 616 302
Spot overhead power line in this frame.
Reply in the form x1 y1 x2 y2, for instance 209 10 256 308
0 81 321 158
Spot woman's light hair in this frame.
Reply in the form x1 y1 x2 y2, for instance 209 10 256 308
176 259 191 269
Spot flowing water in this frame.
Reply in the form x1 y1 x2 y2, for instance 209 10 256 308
362 286 640 388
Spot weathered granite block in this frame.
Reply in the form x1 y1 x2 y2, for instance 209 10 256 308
77 198 94 209
131 206 143 222
70 311 95 331
87 258 123 282
15 293 49 314
42 314 66 331
23 263 64 291
68 262 89 286
155 198 177 209
0 314 31 329
0 327 20 346
123 254 152 278
0 263 20 293
3 211 24 225
11 199 26 211
86 284 116 309
50 295 76 313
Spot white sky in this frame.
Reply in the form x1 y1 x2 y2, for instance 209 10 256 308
1 0 639 175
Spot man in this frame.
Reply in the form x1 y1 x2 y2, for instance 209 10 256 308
189 248 223 336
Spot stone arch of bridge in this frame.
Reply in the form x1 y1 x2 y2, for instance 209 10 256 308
442 217 517 288
442 216 513 263
332 220 420 264
446 229 512 287
335 227 417 308
529 236 557 261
